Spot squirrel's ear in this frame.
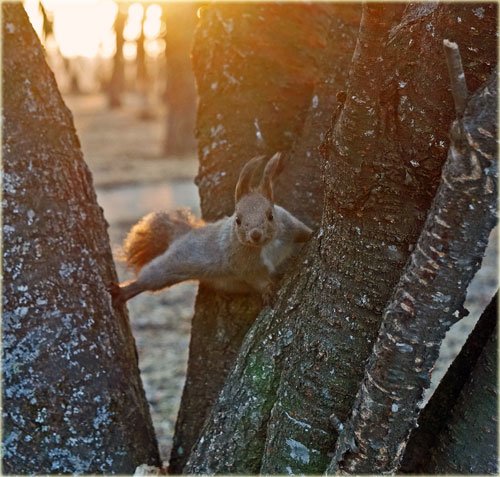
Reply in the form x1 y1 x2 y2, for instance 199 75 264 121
235 155 266 202
259 152 282 202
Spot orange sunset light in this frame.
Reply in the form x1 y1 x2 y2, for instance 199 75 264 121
23 0 163 59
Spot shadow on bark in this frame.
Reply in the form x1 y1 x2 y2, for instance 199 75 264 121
401 293 498 473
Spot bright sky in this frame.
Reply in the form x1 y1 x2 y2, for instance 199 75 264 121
23 0 163 59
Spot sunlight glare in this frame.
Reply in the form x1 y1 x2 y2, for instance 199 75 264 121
123 3 143 41
99 28 117 59
123 41 137 61
144 4 162 40
40 0 117 58
24 0 165 60
23 0 44 39
145 38 165 58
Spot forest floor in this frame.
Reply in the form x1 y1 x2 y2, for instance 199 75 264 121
65 92 199 464
65 91 498 466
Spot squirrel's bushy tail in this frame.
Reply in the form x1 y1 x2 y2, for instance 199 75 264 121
121 208 204 273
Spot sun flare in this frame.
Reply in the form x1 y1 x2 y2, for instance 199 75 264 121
23 0 163 59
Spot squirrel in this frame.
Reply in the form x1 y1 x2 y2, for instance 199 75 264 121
109 153 313 305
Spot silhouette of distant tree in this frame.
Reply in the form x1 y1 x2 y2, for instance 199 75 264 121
162 2 198 157
109 3 126 108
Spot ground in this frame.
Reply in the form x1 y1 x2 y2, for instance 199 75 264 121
65 91 498 465
65 92 199 463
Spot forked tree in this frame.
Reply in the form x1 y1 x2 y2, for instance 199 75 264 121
175 3 497 474
2 2 497 475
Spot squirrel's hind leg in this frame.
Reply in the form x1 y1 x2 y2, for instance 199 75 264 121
112 251 200 305
108 280 146 306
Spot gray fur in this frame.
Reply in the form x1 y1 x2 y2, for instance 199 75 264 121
114 155 313 304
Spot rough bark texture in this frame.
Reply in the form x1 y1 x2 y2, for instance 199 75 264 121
192 3 339 221
169 4 354 472
425 328 498 474
329 68 498 474
272 5 362 227
169 291 262 472
185 3 497 474
400 292 498 473
163 2 198 156
2 5 160 473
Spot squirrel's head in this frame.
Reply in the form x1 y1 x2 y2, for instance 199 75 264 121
233 153 282 248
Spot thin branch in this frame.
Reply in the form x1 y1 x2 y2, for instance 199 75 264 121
443 39 469 118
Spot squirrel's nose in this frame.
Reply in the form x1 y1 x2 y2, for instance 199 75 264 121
250 229 262 242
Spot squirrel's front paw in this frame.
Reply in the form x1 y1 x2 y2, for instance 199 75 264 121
108 282 125 307
261 284 277 307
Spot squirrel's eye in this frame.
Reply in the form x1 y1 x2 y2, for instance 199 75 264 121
236 216 242 226
267 210 274 221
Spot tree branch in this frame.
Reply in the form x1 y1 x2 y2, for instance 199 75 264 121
328 55 497 474
443 39 469 118
424 324 498 473
400 292 497 473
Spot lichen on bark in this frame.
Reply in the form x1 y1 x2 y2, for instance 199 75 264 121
400 293 498 473
2 4 159 473
329 66 498 475
185 3 497 474
170 4 345 472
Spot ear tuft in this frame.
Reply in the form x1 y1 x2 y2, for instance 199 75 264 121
235 155 266 203
259 152 282 202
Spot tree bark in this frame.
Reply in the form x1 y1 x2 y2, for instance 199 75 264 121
400 292 498 473
273 6 362 227
328 66 498 474
163 2 198 157
169 4 351 472
2 4 160 473
185 3 497 474
425 328 498 474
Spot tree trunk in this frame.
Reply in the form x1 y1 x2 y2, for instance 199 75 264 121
163 2 198 157
109 4 126 109
136 8 153 120
39 1 53 44
400 292 498 473
185 3 497 474
136 8 147 89
2 4 160 473
425 331 498 474
273 6 362 227
329 66 498 474
169 4 350 472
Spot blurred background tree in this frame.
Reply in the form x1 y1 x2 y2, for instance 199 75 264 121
108 3 126 108
24 0 198 159
162 2 198 156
